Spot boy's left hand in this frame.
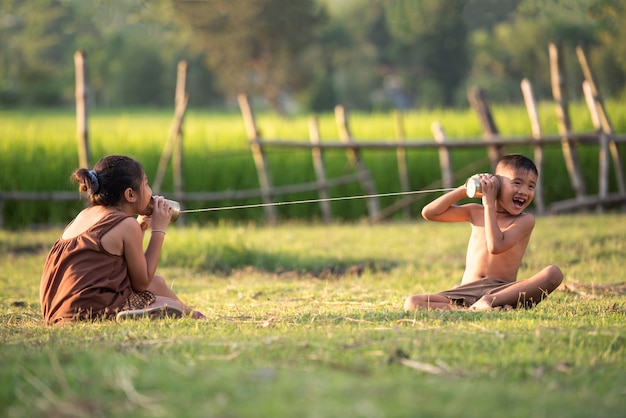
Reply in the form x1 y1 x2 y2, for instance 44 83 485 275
480 174 500 199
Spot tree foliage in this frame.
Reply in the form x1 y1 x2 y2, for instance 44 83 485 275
172 0 327 113
383 0 470 107
1 0 626 111
465 0 621 102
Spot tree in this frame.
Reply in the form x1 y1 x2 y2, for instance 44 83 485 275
172 0 328 114
0 0 76 105
588 0 626 96
465 0 617 102
383 0 470 107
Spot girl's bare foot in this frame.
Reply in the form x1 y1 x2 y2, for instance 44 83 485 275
191 310 206 319
469 299 493 311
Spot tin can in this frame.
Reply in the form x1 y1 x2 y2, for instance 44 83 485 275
144 196 180 222
465 176 482 198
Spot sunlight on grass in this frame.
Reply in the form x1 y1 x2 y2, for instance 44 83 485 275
1 215 625 416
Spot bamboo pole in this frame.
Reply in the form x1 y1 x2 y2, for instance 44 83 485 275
467 87 502 171
394 110 411 219
576 46 613 134
431 121 453 189
583 81 608 213
334 105 381 222
257 134 612 149
576 45 626 196
172 60 187 205
549 42 587 202
153 61 189 203
309 116 332 223
74 50 90 169
520 78 545 215
238 94 277 224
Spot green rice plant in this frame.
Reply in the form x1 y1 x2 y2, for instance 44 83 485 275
0 101 624 227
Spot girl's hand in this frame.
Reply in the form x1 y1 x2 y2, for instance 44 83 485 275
137 215 151 232
149 195 171 231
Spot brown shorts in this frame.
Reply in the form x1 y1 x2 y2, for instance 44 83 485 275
120 290 157 311
436 278 518 307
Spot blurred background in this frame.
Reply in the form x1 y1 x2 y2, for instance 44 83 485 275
1 0 625 114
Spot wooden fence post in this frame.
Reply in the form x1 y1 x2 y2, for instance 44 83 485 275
173 60 187 206
467 87 502 171
334 105 381 222
549 42 587 202
309 116 332 223
576 45 626 197
153 60 189 207
394 110 411 219
74 50 90 169
238 94 277 224
520 78 546 215
431 122 454 189
583 81 609 213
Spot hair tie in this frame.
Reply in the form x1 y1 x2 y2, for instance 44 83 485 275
88 170 100 193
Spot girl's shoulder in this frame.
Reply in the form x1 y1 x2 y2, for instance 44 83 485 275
62 207 133 240
62 207 104 240
100 213 140 256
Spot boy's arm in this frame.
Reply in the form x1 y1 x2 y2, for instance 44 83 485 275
421 186 476 222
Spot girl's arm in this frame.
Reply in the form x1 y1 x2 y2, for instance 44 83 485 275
123 200 170 292
122 221 163 292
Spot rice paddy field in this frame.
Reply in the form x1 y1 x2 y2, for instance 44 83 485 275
1 100 625 226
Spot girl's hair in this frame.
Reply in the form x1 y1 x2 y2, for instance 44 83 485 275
72 155 145 206
496 154 538 176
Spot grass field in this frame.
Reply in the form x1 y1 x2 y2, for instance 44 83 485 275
1 214 625 417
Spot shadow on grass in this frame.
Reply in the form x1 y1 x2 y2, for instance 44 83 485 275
162 243 399 278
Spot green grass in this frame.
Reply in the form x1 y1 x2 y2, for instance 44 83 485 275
1 214 625 417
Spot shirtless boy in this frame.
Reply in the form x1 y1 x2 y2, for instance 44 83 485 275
404 154 563 311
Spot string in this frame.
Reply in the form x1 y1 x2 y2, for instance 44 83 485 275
179 187 456 214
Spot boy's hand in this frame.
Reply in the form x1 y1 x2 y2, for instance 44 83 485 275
479 174 500 200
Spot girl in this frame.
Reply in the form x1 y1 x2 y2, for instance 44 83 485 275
40 155 204 324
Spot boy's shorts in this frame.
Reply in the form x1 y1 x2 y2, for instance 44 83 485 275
436 278 517 307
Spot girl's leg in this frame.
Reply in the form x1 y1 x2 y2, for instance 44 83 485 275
148 274 181 301
148 275 203 317
471 265 563 310
404 294 460 311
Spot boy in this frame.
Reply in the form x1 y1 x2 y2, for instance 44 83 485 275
404 154 563 311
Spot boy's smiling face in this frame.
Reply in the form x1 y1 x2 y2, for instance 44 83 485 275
495 166 537 215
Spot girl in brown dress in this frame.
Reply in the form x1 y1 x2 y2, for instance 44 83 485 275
40 155 203 324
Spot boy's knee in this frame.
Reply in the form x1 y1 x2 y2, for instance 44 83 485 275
546 265 564 287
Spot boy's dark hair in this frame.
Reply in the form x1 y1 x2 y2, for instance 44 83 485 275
496 154 538 176
72 155 145 207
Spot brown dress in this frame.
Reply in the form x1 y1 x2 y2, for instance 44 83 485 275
40 210 135 324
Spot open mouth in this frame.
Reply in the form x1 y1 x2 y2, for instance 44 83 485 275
513 197 526 209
